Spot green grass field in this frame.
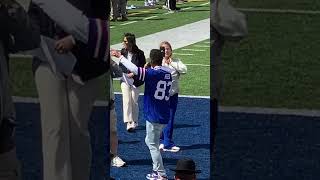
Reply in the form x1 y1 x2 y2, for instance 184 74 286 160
110 1 209 44
231 0 320 10
112 40 210 96
220 1 320 109
9 0 210 99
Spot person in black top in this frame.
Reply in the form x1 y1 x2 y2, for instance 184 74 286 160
118 33 146 132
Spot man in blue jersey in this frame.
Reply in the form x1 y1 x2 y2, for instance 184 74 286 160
111 49 172 180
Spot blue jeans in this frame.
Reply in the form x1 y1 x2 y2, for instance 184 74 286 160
160 94 178 149
145 121 166 176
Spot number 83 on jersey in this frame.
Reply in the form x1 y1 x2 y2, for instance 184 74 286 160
154 80 172 101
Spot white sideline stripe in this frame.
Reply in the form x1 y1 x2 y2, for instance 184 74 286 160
110 26 115 29
200 2 209 6
120 21 138 26
113 92 210 99
112 19 210 56
194 45 210 48
237 8 320 15
220 106 320 117
173 53 194 56
13 96 320 117
164 11 174 15
143 15 158 20
185 63 209 67
182 7 193 10
181 48 206 52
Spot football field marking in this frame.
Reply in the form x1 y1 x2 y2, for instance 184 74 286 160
237 8 320 15
185 63 210 67
173 53 194 56
120 21 138 26
181 48 206 52
143 16 158 20
181 7 193 10
200 2 209 6
194 45 210 48
12 96 320 117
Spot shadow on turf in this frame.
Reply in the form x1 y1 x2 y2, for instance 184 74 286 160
179 144 210 150
125 158 179 166
118 140 140 144
134 124 201 131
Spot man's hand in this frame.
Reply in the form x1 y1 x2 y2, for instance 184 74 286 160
127 72 134 78
110 49 121 58
55 35 75 54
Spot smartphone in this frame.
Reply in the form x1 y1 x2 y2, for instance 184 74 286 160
160 46 165 57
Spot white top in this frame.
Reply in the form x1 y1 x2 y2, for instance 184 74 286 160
120 52 134 87
162 58 187 96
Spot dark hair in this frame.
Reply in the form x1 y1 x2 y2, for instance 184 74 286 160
149 49 163 66
124 33 139 52
124 33 136 45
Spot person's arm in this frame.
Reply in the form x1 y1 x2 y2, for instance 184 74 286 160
31 0 89 43
171 59 187 74
110 60 123 78
111 50 138 75
119 56 138 75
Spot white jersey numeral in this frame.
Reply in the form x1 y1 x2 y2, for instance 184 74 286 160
154 80 172 101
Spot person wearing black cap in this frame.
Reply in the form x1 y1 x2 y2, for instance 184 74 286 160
170 158 201 180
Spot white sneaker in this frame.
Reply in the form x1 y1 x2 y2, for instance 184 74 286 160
111 156 126 167
163 146 180 152
126 122 136 132
159 144 164 150
144 1 150 6
162 5 168 9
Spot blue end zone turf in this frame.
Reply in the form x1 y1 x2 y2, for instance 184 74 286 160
13 95 320 179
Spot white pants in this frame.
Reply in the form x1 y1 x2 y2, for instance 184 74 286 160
120 82 140 124
35 63 101 180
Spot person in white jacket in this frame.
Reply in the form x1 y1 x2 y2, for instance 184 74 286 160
159 41 187 152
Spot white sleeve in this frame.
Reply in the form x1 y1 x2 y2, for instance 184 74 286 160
32 0 89 43
171 59 187 74
119 55 138 75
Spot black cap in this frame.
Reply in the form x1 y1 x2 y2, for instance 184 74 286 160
170 158 201 174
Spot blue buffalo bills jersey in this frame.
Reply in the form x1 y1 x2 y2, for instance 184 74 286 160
137 66 172 124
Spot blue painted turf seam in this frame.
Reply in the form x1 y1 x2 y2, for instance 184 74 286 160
237 8 320 15
13 96 320 117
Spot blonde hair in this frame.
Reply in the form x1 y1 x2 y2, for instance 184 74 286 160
160 41 173 58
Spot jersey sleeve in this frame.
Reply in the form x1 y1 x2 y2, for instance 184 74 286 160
137 67 146 81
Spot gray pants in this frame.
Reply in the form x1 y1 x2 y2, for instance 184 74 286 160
35 63 101 180
0 148 20 180
111 0 127 18
145 121 165 176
